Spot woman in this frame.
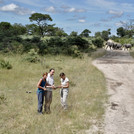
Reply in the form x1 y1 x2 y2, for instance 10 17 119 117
37 72 48 114
58 72 69 110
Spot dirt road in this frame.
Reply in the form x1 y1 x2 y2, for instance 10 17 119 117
93 50 134 134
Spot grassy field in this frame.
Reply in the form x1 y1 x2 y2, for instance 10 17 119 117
0 50 107 134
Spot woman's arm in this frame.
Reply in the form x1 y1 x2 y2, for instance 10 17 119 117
62 82 69 88
37 79 47 90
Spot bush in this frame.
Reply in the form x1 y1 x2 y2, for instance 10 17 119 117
92 37 104 48
47 37 64 47
65 45 83 58
25 49 40 63
65 36 89 50
0 59 12 69
22 40 38 53
31 36 41 43
37 41 48 55
87 44 97 53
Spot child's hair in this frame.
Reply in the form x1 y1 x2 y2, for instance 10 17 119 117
42 72 48 77
59 72 65 77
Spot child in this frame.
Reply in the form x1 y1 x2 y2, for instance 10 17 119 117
57 73 69 110
37 72 48 114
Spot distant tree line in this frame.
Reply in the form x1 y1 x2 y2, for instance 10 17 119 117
0 13 134 57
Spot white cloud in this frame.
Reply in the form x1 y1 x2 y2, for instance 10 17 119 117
0 3 35 15
100 10 123 22
86 0 134 13
63 7 86 13
44 5 86 13
78 19 85 23
12 0 42 7
67 7 75 12
77 9 86 13
15 7 35 15
108 10 124 18
44 6 56 13
0 3 18 11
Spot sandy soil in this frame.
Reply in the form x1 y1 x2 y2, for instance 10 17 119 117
93 49 134 134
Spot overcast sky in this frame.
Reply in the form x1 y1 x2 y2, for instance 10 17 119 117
0 0 134 35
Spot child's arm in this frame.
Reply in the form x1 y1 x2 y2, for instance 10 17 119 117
37 79 47 90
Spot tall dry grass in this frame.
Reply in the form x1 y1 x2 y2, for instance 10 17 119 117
0 52 107 134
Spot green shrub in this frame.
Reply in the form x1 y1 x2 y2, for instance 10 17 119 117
73 49 83 58
47 37 64 47
31 36 41 43
92 37 104 48
37 41 48 55
87 44 97 53
25 49 40 63
0 59 12 69
65 45 83 58
65 36 89 50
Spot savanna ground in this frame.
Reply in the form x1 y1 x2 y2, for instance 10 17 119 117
93 48 134 134
0 49 107 134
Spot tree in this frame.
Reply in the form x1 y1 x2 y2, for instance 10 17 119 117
80 29 91 37
55 28 68 37
0 22 13 39
70 31 78 37
125 30 134 38
101 29 111 41
117 27 126 37
94 29 111 41
95 32 101 37
0 22 12 31
45 24 56 36
12 23 27 35
117 20 134 37
29 13 52 36
26 24 39 35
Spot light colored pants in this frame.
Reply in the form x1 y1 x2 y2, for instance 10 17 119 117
60 88 69 109
44 91 52 113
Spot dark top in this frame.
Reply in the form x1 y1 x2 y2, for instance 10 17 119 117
37 78 46 93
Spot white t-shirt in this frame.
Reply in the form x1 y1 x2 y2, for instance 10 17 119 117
61 77 69 90
46 73 54 91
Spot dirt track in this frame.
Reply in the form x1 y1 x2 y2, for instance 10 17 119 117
93 50 134 134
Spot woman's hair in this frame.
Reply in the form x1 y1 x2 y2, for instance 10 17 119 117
59 72 65 77
42 72 48 77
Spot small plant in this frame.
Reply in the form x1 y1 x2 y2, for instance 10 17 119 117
0 94 6 105
25 49 40 63
0 59 12 69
